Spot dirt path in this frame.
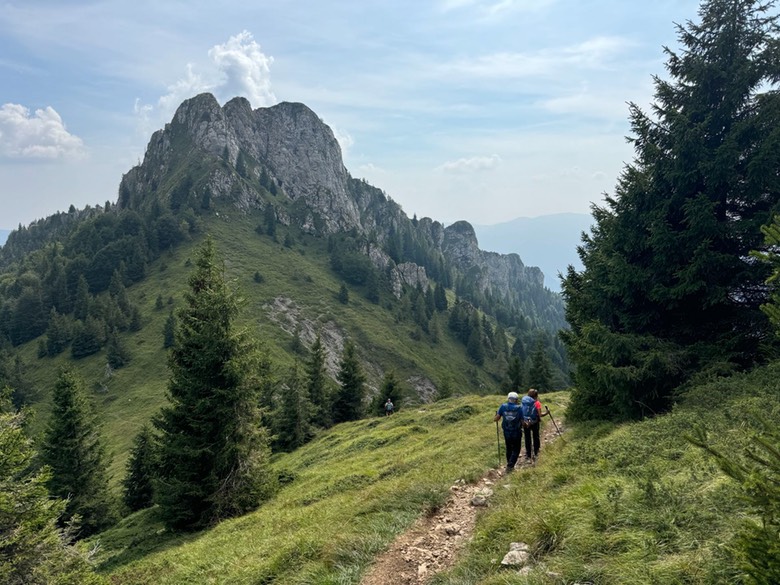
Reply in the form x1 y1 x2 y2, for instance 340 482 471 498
360 422 563 585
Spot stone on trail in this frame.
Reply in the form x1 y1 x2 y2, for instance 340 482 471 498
500 542 530 566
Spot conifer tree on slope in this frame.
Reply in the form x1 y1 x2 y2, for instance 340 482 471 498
306 332 331 428
1 391 104 585
332 340 365 423
122 425 157 512
562 0 780 421
274 363 311 452
154 237 275 530
41 369 116 538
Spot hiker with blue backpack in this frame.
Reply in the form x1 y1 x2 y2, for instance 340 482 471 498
494 391 523 473
521 389 548 461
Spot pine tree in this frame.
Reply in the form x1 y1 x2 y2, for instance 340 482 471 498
338 282 349 305
45 308 73 356
528 339 553 392
505 355 524 393
0 391 104 584
306 333 331 428
106 328 130 369
154 237 276 530
122 425 157 512
41 369 116 537
561 0 780 420
466 313 485 365
274 363 311 451
434 282 448 312
435 378 453 401
333 341 365 423
73 275 91 321
163 311 176 348
373 370 404 416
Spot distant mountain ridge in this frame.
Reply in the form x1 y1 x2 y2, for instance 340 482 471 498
473 213 593 292
118 92 565 328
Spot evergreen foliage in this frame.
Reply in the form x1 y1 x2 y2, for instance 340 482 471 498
528 338 553 391
338 282 349 305
689 418 780 584
154 238 276 530
305 333 332 428
562 0 780 420
122 425 157 513
372 370 404 416
41 369 116 538
0 391 104 585
752 214 780 332
162 311 176 349
274 363 311 452
333 341 365 423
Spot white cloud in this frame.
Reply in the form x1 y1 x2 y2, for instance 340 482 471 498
136 31 276 132
437 154 502 173
332 126 354 156
0 103 85 160
439 0 556 16
208 31 276 108
437 36 631 79
358 163 386 174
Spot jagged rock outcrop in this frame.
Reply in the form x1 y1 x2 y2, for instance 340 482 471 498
120 93 361 233
443 220 544 293
117 92 564 329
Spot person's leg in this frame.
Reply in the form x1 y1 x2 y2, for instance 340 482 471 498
532 422 541 456
506 435 520 468
523 425 532 459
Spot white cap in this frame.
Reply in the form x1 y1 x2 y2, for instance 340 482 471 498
507 392 519 402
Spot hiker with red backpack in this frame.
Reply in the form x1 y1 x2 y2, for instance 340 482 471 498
494 392 523 473
521 388 548 461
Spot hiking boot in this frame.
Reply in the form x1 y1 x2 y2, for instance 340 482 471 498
506 465 514 474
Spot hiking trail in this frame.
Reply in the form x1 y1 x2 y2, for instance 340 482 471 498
360 420 564 585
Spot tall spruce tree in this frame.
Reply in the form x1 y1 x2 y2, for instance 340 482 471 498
0 391 104 585
306 332 331 428
562 0 780 421
274 363 311 452
41 369 116 538
154 237 275 530
122 425 157 512
333 341 365 423
528 339 553 392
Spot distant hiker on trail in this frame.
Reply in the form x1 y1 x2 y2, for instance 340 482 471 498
384 398 394 416
494 391 523 472
522 388 548 460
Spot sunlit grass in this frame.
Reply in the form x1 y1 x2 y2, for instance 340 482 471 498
96 394 571 584
432 364 780 585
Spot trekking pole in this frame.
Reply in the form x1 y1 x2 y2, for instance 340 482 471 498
495 421 501 468
545 406 562 436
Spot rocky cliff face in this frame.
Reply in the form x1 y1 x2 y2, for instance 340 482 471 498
117 93 563 326
120 93 362 233
443 221 544 292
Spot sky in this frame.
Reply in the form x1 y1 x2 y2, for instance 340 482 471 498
0 0 704 231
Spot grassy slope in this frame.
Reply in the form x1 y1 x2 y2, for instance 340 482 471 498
95 393 570 584
17 208 502 487
432 363 780 585
94 363 780 585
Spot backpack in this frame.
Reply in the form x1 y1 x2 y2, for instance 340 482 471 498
501 403 522 435
385 401 394 412
521 395 538 428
